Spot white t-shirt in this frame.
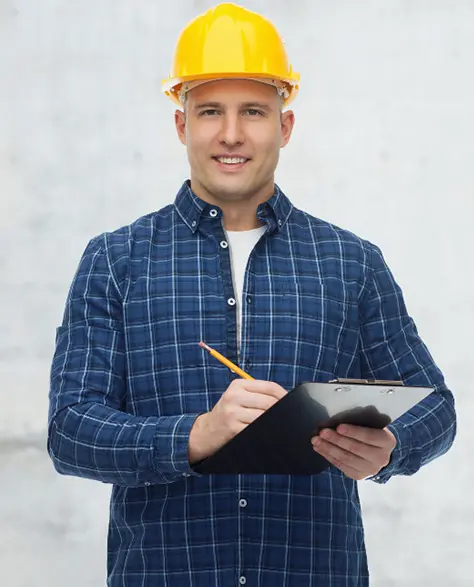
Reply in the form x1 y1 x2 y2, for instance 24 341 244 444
225 225 267 356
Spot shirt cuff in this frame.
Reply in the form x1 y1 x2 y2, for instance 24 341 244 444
153 414 204 479
367 421 411 484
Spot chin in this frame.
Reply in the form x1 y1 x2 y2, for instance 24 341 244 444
208 179 252 199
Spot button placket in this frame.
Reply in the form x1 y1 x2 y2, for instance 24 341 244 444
213 212 238 366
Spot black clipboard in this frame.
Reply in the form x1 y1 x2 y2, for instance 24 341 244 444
192 379 433 475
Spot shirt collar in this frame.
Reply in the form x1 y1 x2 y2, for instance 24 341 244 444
174 180 293 234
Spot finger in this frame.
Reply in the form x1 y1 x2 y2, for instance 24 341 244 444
240 392 279 411
322 452 367 481
241 380 288 400
312 437 367 473
316 429 385 461
235 407 266 425
232 422 248 436
336 424 395 448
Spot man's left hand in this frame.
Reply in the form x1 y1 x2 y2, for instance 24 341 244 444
311 425 397 481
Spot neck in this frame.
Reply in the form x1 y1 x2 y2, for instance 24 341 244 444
190 178 274 231
220 203 264 231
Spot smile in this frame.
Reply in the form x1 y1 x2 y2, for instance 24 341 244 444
212 156 250 171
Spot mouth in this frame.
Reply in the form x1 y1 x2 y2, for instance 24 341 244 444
212 156 250 171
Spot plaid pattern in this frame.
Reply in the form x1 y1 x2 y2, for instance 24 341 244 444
48 180 456 586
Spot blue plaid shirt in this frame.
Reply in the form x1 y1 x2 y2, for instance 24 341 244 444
48 181 456 586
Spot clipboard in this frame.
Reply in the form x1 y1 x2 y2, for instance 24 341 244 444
192 379 433 475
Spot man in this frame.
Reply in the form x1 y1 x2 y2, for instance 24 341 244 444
48 4 456 586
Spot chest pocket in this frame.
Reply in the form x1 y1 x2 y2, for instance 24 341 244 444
124 274 227 374
271 278 359 377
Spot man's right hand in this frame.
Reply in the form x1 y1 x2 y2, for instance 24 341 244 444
188 379 287 465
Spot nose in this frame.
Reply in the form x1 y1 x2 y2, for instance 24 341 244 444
217 111 245 147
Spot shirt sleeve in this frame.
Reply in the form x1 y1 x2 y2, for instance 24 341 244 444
358 243 456 484
48 236 202 486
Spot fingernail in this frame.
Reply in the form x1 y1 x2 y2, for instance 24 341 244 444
313 437 321 446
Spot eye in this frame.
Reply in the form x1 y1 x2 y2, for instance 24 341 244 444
246 109 263 116
199 109 220 116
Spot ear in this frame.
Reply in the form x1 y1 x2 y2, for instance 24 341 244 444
175 109 186 146
280 110 295 148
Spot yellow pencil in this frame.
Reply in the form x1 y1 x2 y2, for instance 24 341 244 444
199 341 254 380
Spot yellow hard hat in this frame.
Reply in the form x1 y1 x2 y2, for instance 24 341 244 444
162 3 300 107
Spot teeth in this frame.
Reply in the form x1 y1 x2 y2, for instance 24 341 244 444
217 157 247 164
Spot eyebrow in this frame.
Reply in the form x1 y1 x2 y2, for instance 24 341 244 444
193 101 273 112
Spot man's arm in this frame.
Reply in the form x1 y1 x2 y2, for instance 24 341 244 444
48 236 202 487
358 242 456 483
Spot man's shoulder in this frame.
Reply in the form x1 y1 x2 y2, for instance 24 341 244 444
292 207 377 254
82 203 174 295
100 203 174 247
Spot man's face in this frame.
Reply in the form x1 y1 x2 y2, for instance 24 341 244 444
175 79 295 205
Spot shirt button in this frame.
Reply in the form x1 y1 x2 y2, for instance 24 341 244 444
144 482 151 486
209 209 218 217
246 296 252 304
227 297 236 306
239 577 247 585
182 473 191 478
220 240 228 248
239 499 247 508
278 219 282 225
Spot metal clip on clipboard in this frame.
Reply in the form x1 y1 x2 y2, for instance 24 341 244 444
329 378 404 386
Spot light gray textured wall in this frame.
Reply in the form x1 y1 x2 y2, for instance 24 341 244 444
1 1 473 585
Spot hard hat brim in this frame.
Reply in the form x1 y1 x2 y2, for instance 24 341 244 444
162 72 300 108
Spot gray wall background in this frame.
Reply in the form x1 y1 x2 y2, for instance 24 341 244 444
1 1 473 585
